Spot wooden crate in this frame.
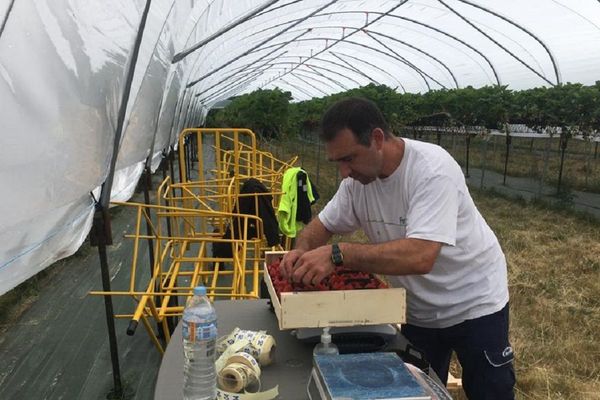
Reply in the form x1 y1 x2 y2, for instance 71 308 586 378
264 251 406 330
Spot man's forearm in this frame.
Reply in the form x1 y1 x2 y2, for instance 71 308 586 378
294 217 332 251
339 238 441 276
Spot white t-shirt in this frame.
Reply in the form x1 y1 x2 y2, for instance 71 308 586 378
319 138 509 328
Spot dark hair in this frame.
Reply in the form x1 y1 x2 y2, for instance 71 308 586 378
320 97 391 146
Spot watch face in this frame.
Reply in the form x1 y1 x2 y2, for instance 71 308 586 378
332 244 343 266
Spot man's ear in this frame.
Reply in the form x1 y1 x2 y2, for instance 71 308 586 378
371 128 385 149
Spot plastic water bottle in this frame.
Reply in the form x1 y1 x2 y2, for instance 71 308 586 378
182 286 217 400
313 327 339 356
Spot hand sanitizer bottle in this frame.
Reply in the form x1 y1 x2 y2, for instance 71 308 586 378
313 327 339 356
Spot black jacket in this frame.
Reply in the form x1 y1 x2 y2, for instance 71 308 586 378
212 178 279 259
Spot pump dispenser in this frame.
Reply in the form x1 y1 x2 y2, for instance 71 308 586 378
313 327 339 356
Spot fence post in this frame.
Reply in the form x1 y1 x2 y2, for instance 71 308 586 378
557 131 569 194
480 133 489 189
538 137 551 199
465 134 471 178
584 139 592 187
452 133 457 155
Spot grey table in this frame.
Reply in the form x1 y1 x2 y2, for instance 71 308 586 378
154 299 316 400
154 299 444 399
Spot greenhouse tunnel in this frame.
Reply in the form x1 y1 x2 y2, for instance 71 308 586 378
1 0 600 399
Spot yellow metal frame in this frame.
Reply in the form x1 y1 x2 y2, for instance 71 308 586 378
179 128 257 184
91 127 300 353
90 201 265 352
178 128 297 199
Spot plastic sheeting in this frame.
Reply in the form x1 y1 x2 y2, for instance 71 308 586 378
0 0 193 295
183 0 600 104
1 0 600 295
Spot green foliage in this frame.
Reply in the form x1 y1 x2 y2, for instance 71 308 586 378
205 88 292 139
206 83 600 140
512 83 600 137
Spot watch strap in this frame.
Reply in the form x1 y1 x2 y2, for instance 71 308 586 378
331 243 344 266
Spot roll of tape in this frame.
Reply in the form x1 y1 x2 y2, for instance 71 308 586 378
219 328 276 366
226 352 261 377
218 327 241 353
241 342 261 360
215 328 279 400
251 334 276 366
218 363 258 393
237 329 265 342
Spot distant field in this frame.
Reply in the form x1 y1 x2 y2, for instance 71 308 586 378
269 136 600 399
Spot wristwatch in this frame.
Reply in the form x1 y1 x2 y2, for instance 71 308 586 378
331 243 344 266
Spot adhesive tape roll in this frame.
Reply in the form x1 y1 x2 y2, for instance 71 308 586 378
237 329 264 342
218 363 256 393
226 352 261 377
241 343 261 360
251 334 276 366
220 329 276 367
218 327 241 353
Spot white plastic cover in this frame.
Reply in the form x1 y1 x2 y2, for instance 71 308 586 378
182 0 600 104
1 0 600 295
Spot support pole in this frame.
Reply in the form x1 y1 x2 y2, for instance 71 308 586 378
90 209 122 397
91 1 152 396
142 167 156 276
557 131 568 194
161 151 174 238
0 0 16 38
169 146 176 184
163 149 178 333
185 136 191 182
141 166 163 339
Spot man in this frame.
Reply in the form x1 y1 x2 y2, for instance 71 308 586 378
280 97 515 399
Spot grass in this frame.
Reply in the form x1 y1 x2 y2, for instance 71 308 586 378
472 188 600 399
265 135 600 399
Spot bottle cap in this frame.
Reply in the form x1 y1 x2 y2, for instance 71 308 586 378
194 286 206 296
321 327 331 344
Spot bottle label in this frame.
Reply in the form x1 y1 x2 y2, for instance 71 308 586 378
182 320 217 342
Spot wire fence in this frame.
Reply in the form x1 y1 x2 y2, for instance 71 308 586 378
261 130 600 212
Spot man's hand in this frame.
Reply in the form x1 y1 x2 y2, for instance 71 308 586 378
290 245 335 286
279 249 305 280
278 217 334 281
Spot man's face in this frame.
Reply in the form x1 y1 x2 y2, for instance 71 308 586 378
325 128 383 185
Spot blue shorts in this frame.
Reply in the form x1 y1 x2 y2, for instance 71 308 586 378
401 303 515 400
